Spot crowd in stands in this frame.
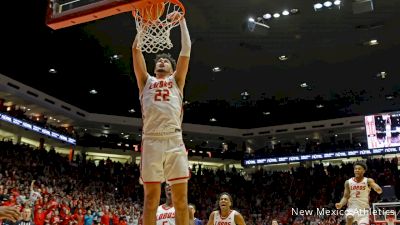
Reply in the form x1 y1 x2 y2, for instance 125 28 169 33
0 140 399 225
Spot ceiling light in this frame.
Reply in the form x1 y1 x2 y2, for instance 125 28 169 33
282 10 290 16
273 13 280 18
212 67 222 72
386 95 394 100
89 89 98 94
300 83 308 88
6 107 11 111
323 1 333 7
190 139 193 142
49 68 57 74
279 55 288 61
112 54 120 60
314 3 323 9
368 39 379 46
333 0 341 5
290 8 299 14
57 120 61 123
241 91 249 96
263 13 272 19
184 101 190 105
27 108 31 111
263 112 271 115
316 104 324 108
248 17 255 23
4 101 13 107
377 71 387 79
49 117 53 120
210 118 217 122
121 132 124 135
128 108 135 113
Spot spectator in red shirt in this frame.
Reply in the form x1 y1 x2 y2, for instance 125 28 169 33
100 209 110 225
112 211 119 225
34 205 55 225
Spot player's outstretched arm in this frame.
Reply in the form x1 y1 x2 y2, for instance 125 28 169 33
206 211 215 225
336 180 350 209
132 34 148 93
368 178 383 194
234 212 247 225
171 14 191 92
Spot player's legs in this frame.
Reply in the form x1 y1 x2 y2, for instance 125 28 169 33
357 217 369 225
143 183 161 225
345 216 354 225
171 182 189 225
345 209 355 225
356 211 370 225
165 137 190 225
140 137 164 225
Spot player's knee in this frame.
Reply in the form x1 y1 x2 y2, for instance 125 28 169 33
143 199 159 210
346 215 354 221
171 194 188 211
144 194 160 210
173 199 188 212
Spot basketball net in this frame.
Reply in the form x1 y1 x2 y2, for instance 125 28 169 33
133 0 185 53
386 211 396 225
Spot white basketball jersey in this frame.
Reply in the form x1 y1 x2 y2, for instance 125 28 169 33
348 177 370 209
156 205 175 225
140 75 183 135
213 210 236 225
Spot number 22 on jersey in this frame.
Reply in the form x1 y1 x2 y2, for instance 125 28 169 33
154 89 170 101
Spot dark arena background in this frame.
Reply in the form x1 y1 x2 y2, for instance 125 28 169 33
1 0 400 224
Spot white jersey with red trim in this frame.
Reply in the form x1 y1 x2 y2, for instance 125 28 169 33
156 204 175 225
348 177 370 209
213 210 237 225
140 75 183 136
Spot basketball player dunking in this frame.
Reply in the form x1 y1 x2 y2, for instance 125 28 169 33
206 193 246 225
336 162 383 225
132 11 192 225
155 184 194 225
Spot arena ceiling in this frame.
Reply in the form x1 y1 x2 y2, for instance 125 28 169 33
1 0 400 129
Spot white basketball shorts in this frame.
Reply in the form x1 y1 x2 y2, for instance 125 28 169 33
140 134 190 185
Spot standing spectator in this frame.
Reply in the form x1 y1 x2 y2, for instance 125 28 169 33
16 208 34 225
29 181 41 207
100 208 110 225
188 204 202 225
84 210 96 225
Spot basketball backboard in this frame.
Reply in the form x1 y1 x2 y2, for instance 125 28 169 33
46 0 142 29
373 202 400 224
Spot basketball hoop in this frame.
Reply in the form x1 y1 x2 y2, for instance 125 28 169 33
132 0 185 53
